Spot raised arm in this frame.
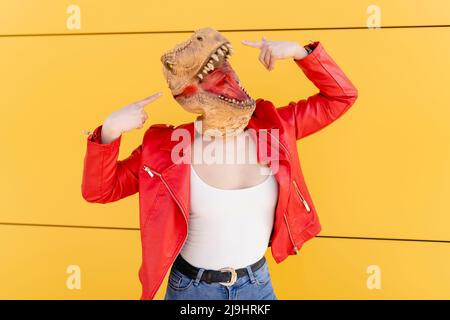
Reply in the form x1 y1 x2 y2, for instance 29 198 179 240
277 41 358 139
241 38 358 139
81 92 162 203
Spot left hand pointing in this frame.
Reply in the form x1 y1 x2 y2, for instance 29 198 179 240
241 37 308 71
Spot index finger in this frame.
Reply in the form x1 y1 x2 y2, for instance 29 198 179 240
136 92 163 108
241 39 263 49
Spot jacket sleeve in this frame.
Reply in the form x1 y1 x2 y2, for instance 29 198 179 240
277 41 358 139
81 124 141 203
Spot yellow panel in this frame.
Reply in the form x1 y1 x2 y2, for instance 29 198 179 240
0 0 449 35
1 28 450 241
0 224 142 299
1 225 449 299
298 28 450 241
270 237 450 299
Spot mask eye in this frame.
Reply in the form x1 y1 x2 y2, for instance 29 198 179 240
165 61 174 70
196 36 204 41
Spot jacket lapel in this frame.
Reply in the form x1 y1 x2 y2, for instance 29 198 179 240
153 101 292 225
246 104 292 233
158 122 194 222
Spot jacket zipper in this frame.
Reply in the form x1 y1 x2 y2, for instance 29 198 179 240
142 164 188 232
292 180 311 213
267 131 298 254
142 164 189 291
283 215 298 255
142 166 154 177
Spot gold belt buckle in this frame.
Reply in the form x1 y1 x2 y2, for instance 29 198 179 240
218 267 237 287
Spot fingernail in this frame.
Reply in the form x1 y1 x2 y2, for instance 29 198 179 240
81 129 92 135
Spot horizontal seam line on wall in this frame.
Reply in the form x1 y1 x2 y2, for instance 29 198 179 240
1 221 450 244
316 235 450 244
0 222 138 231
0 24 449 38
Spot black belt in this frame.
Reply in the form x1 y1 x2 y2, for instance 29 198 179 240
174 255 266 287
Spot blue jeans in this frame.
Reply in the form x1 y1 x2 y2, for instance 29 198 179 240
164 259 277 300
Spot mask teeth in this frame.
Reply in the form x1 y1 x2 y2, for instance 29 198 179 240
218 95 254 108
194 42 253 108
196 42 233 81
238 81 247 93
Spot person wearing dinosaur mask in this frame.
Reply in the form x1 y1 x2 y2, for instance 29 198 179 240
82 27 358 300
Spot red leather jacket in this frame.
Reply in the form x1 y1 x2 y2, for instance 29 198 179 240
81 41 358 300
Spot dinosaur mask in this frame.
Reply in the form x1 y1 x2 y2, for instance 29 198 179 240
160 27 256 136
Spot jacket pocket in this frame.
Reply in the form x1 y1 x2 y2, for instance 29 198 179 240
292 180 311 213
139 164 164 230
291 179 317 235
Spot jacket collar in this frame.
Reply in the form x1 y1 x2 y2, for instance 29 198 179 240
159 99 290 165
159 122 194 154
159 114 285 158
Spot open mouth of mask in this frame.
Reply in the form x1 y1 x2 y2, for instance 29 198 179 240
173 42 255 109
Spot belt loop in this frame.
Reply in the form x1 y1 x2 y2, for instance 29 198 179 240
194 268 205 286
246 265 257 284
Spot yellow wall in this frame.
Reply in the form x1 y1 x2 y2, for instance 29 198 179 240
1 1 449 299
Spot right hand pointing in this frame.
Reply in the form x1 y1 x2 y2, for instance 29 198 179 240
101 92 163 144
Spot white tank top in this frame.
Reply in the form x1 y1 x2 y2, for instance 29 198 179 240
180 164 278 270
